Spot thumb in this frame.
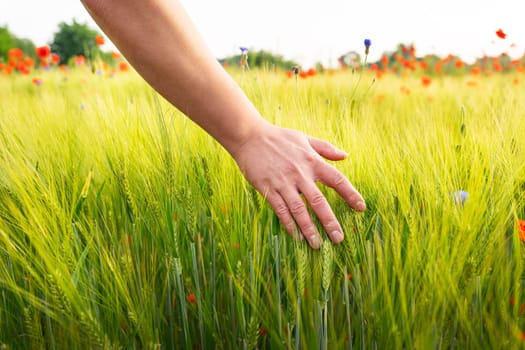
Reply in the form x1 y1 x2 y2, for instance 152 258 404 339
308 136 348 161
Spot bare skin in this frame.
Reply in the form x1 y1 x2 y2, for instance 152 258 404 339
81 0 366 249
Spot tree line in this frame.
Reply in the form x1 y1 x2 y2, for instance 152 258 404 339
0 20 113 66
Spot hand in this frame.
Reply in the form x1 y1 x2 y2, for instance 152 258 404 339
233 123 366 249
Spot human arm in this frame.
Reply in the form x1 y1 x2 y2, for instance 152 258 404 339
80 0 366 248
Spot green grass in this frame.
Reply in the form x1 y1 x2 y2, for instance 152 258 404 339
1 67 525 349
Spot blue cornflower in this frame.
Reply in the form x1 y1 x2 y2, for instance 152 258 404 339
364 39 372 55
451 190 469 206
239 47 249 70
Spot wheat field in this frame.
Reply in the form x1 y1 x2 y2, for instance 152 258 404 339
1 67 525 349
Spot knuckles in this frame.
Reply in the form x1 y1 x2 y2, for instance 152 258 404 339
331 172 347 187
288 199 306 215
309 192 326 207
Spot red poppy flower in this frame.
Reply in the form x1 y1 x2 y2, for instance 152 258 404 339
2 66 13 75
496 29 506 39
8 48 24 60
95 35 105 46
111 51 121 59
50 54 61 65
381 55 389 67
518 219 525 242
421 75 432 87
36 46 50 59
299 71 309 79
16 63 30 75
74 55 86 66
24 57 35 68
306 68 317 76
187 293 196 304
119 61 129 71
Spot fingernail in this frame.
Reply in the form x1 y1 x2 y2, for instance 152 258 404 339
356 200 366 211
331 230 344 243
309 235 321 249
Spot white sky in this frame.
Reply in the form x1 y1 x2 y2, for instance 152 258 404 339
1 0 523 67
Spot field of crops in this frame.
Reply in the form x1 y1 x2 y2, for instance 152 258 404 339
1 64 525 349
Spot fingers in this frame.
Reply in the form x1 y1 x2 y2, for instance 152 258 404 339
267 190 321 248
317 163 366 212
263 160 366 249
308 136 348 161
308 136 366 211
242 129 365 249
266 192 301 240
299 181 345 244
268 185 347 249
278 188 323 249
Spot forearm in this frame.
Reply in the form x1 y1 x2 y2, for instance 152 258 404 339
82 0 366 249
81 0 269 156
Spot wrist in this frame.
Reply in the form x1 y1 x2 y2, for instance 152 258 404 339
226 116 274 161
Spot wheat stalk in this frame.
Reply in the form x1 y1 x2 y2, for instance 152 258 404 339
321 242 333 299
